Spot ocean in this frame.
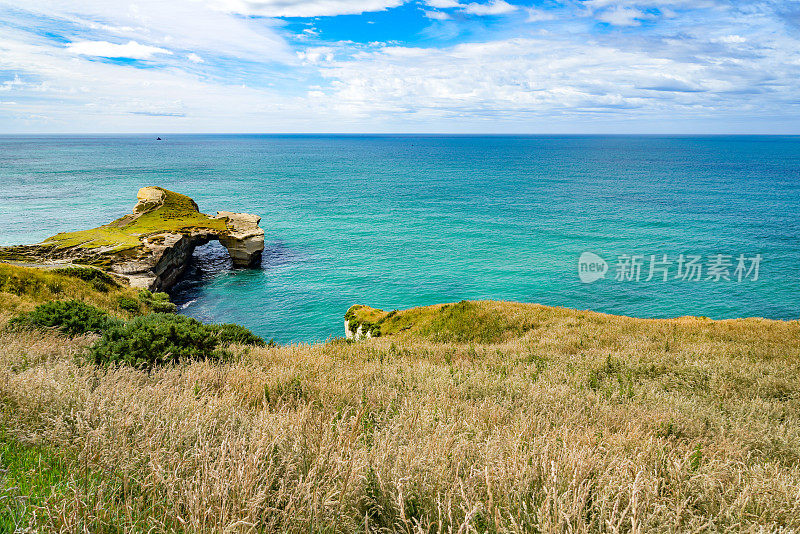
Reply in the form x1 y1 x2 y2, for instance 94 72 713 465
2 135 799 343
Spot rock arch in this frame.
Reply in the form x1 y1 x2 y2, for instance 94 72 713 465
0 186 265 292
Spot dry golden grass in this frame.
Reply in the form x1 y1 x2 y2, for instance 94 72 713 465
1 300 799 533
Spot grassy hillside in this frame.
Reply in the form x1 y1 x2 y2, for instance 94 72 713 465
0 263 163 317
1 281 799 532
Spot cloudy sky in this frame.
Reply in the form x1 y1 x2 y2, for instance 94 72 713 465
1 0 800 133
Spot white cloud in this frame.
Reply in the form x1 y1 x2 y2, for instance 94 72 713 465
4 0 291 63
596 6 647 26
67 40 173 59
297 47 335 64
0 75 24 91
583 0 713 7
425 0 461 7
717 34 746 44
583 0 717 26
462 1 517 16
214 0 406 17
300 32 800 126
526 8 555 22
1 0 800 133
0 25 332 132
423 10 451 20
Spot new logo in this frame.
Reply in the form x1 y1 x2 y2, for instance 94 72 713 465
578 252 608 284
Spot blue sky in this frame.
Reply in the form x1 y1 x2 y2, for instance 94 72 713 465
1 0 800 133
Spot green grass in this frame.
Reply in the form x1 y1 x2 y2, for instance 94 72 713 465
346 300 540 342
41 188 227 251
0 425 175 534
42 227 143 251
0 427 69 532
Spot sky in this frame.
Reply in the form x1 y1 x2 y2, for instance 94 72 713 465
1 0 800 133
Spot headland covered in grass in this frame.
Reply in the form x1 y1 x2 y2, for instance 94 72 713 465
0 186 265 291
42 187 228 253
1 261 799 532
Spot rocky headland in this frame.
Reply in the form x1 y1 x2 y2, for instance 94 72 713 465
0 186 264 291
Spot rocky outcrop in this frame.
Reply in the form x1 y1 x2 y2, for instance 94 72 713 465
216 211 264 268
345 320 373 341
344 304 390 340
0 187 265 292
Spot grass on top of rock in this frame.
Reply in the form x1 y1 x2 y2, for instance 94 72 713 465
346 300 542 343
41 188 227 252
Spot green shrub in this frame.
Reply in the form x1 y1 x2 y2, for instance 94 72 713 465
91 314 223 368
210 323 268 346
47 281 64 294
90 314 266 369
9 300 118 336
52 267 120 290
137 290 178 313
91 278 110 293
116 296 141 314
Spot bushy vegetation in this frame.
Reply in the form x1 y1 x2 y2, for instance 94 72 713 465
116 295 142 314
1 264 265 370
0 265 74 300
89 286 177 316
137 290 178 313
8 300 118 336
211 322 269 347
90 313 264 369
51 267 120 293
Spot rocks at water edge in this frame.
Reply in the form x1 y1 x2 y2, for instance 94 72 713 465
216 211 265 267
0 186 265 292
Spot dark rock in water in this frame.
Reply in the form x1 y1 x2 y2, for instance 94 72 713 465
156 137 162 140
0 187 265 292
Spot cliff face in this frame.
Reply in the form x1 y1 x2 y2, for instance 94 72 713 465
0 187 265 291
344 320 373 341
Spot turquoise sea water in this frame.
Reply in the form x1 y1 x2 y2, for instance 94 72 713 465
2 135 799 343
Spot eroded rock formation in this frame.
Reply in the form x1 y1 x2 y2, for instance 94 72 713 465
0 187 265 292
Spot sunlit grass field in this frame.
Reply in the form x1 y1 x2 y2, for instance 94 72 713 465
1 264 799 532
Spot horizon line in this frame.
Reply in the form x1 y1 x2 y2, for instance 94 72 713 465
1 132 800 137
